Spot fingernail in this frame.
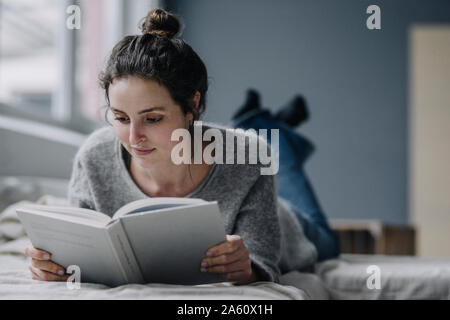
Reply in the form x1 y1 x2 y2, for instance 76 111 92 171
206 252 213 257
43 254 49 260
58 270 64 276
200 268 207 273
201 262 208 267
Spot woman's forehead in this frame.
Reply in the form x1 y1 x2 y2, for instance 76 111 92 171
109 77 178 112
110 77 169 96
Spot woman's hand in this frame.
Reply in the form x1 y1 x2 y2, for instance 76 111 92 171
201 235 259 285
24 244 69 282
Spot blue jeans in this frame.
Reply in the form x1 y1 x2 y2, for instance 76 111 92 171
231 109 340 261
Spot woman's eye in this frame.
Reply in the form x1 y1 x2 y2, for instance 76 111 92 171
114 117 129 123
146 117 163 123
113 116 162 124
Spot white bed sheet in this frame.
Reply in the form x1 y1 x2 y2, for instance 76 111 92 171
2 176 449 300
0 237 316 300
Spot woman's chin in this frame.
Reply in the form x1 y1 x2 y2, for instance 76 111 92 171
133 155 162 169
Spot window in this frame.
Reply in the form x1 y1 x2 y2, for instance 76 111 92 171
0 0 59 116
0 0 160 132
75 0 161 125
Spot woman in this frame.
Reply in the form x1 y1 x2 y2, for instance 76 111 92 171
24 8 322 285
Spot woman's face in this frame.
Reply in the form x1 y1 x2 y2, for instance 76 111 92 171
108 76 193 170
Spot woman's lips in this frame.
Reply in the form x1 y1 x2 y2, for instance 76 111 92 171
132 147 156 155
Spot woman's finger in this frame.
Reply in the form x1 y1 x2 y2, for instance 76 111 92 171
202 246 249 268
29 265 69 282
31 258 66 276
226 235 242 242
225 269 253 283
206 235 244 257
29 265 40 280
24 245 51 261
204 258 251 275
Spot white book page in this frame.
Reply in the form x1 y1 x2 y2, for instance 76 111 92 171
16 210 128 286
112 197 206 219
17 205 111 226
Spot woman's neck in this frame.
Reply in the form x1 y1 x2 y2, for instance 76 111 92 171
130 156 210 198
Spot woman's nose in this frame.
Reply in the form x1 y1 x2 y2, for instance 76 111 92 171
129 123 146 146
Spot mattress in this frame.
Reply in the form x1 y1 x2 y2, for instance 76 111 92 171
2 175 450 300
315 254 450 299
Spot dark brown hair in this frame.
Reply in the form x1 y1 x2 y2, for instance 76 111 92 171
99 8 208 122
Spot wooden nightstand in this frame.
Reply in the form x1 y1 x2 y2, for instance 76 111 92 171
329 219 416 255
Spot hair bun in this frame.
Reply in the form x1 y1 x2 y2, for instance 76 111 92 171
141 8 182 38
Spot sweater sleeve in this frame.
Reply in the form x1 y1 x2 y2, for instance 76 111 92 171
233 173 281 283
67 153 95 210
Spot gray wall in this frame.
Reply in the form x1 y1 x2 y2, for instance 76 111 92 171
167 0 450 224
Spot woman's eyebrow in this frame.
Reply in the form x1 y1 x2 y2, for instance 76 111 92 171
110 106 165 114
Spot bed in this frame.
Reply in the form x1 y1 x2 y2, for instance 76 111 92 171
2 175 449 300
0 176 328 300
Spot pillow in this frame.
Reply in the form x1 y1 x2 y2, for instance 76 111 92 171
0 176 69 212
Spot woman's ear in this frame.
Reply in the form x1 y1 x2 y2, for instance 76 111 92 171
186 91 200 127
185 112 194 129
193 91 201 111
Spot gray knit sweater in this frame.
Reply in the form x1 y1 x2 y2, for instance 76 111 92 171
67 122 317 283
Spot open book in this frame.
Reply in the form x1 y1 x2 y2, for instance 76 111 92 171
16 198 227 286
